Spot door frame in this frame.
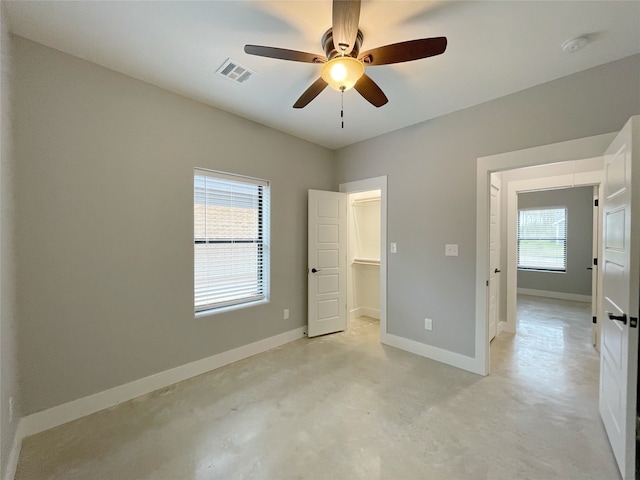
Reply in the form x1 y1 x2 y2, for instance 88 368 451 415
340 176 387 338
488 173 502 341
591 185 601 350
475 132 617 375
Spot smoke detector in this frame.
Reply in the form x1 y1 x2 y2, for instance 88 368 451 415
561 36 588 53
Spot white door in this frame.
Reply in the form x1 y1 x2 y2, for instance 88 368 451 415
488 174 501 341
308 190 347 337
599 117 639 480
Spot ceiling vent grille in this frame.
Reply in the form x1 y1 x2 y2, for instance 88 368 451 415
216 58 255 84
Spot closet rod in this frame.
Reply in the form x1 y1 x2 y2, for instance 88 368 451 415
352 258 380 266
351 197 381 206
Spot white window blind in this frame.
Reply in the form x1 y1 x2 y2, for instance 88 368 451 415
194 169 270 312
517 207 567 271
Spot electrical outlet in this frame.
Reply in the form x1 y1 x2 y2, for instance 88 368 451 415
425 318 433 331
284 309 289 320
445 244 458 256
390 243 397 253
9 397 13 424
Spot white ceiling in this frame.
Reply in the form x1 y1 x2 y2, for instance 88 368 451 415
5 1 640 150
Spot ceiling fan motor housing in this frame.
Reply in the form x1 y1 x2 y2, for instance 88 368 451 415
322 29 363 60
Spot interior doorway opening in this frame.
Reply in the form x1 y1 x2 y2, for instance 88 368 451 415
476 123 639 480
489 175 605 474
488 162 603 366
340 176 388 340
474 132 615 376
510 185 599 354
496 162 603 352
347 190 381 335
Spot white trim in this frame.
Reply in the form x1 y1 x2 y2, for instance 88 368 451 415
193 167 269 187
353 306 380 319
497 320 508 336
16 326 305 440
381 333 483 375
592 183 604 349
489 173 502 341
476 132 616 376
517 288 592 303
340 177 388 338
3 421 26 480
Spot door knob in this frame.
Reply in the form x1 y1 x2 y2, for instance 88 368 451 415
607 312 628 325
311 268 321 273
494 268 501 273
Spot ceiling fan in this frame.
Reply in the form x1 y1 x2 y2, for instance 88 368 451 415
244 0 447 109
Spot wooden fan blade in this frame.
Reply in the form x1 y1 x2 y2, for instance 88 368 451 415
332 0 361 56
293 78 329 108
354 74 388 107
244 45 326 63
359 37 447 66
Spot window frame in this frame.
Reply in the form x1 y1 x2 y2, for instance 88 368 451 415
517 206 567 273
194 168 270 315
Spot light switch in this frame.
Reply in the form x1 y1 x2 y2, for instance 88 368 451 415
445 244 458 256
390 243 397 253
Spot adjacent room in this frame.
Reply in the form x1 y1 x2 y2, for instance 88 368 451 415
1 1 639 479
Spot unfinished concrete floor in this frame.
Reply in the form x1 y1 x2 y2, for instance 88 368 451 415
15 296 619 479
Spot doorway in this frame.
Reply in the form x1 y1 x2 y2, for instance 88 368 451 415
501 165 603 343
476 123 640 480
340 176 387 339
347 189 381 335
474 132 616 376
500 185 601 386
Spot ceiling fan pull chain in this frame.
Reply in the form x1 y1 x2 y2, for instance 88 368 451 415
340 87 345 129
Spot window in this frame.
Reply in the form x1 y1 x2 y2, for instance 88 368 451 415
517 207 567 272
194 169 269 313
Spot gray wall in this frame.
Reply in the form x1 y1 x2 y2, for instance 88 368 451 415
13 37 336 415
335 54 640 358
0 5 19 477
517 187 594 295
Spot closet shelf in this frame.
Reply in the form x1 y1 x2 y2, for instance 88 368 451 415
352 258 380 266
351 197 380 206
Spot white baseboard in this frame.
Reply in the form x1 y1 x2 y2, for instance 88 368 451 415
381 333 483 375
4 421 26 480
5 325 306 479
354 306 380 319
497 320 514 335
517 288 592 303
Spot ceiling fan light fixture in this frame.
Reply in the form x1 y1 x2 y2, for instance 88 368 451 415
321 56 364 91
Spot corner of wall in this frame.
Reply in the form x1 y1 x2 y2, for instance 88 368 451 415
1 3 22 479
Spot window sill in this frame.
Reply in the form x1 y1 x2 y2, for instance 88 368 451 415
517 268 566 274
195 299 270 318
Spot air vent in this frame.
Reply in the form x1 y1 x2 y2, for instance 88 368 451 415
216 58 255 84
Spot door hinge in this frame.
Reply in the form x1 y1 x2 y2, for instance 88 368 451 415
593 258 598 266
592 316 597 324
631 317 638 328
486 280 489 287
594 199 599 207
